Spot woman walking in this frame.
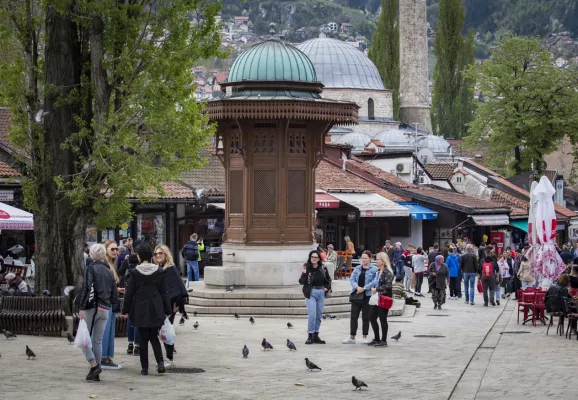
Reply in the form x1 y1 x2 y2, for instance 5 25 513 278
155 244 188 366
299 250 332 344
343 250 378 344
76 244 119 381
517 256 535 289
368 252 394 347
412 248 428 297
122 243 171 375
429 255 449 310
100 240 123 370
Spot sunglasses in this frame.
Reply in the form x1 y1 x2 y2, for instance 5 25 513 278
311 256 319 259
154 252 164 256
109 248 119 251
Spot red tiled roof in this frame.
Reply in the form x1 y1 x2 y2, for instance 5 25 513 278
137 182 195 200
0 160 21 177
397 186 511 213
180 148 225 196
316 159 407 202
424 163 457 180
462 158 505 179
491 190 528 217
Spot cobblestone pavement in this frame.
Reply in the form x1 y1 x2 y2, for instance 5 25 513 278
0 289 575 400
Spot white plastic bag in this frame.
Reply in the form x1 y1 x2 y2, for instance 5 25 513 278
159 317 176 345
74 319 92 349
369 292 379 306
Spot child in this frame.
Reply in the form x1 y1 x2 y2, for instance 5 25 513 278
392 276 407 299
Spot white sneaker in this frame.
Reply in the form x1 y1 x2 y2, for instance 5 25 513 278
342 338 356 344
165 360 176 369
360 337 369 344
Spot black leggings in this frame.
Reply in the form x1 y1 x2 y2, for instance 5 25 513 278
415 273 424 294
138 326 164 369
350 295 371 337
163 298 181 361
369 305 389 342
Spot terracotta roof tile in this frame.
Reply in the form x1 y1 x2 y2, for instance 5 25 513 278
0 161 21 177
180 148 225 196
424 163 457 180
491 190 528 217
461 158 505 178
316 159 407 202
136 182 195 200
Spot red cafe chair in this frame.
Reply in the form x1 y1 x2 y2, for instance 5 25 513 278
518 291 535 324
532 292 547 326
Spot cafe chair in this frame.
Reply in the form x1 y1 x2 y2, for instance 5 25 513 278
517 291 535 324
531 292 547 326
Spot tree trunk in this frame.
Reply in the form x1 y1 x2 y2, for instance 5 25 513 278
514 145 522 174
34 5 86 294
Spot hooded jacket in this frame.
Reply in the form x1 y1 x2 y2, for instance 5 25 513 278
121 263 171 328
446 253 460 278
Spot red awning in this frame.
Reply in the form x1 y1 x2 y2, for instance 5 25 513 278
315 193 340 209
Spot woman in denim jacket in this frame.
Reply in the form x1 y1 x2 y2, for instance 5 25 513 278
343 250 378 344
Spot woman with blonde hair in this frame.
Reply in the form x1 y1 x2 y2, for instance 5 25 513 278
344 236 355 257
100 240 123 370
368 252 394 347
155 244 187 368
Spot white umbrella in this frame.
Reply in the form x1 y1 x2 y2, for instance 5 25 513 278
0 202 34 230
531 176 565 287
526 181 539 281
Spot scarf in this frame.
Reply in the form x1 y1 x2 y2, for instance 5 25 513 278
435 255 444 271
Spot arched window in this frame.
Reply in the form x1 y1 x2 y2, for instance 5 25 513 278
368 98 375 120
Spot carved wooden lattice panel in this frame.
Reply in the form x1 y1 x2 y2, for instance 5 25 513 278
253 170 276 214
253 133 275 154
230 130 241 154
287 170 306 214
288 132 307 154
229 170 244 214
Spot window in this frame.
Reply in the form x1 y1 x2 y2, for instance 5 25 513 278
368 98 375 120
457 176 462 183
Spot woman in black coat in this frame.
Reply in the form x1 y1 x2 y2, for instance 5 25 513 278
122 243 171 375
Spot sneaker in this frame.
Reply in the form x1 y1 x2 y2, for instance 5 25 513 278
157 362 165 374
496 300 501 306
464 300 469 304
483 303 488 307
165 360 176 369
141 369 148 375
434 304 438 310
490 301 496 306
360 337 370 344
438 305 443 310
374 341 387 347
86 364 102 381
127 343 133 355
470 301 475 306
133 346 140 356
342 337 356 344
366 339 379 346
100 359 122 370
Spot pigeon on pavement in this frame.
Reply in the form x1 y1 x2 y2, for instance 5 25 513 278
26 345 36 359
287 322 293 329
225 284 235 292
3 329 16 339
67 333 74 344
261 338 273 350
193 321 199 330
234 313 240 319
322 314 327 320
249 316 255 325
352 376 368 390
242 345 249 358
391 331 401 341
193 311 198 317
286 339 297 351
305 358 321 371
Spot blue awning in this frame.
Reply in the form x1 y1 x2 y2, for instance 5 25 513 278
510 219 528 232
398 202 438 220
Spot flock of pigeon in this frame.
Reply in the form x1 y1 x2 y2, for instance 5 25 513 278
2 329 36 360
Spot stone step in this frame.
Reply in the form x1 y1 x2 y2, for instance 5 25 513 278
185 302 353 316
188 295 351 308
189 288 352 300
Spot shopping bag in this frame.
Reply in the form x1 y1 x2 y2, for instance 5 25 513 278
369 292 379 306
159 317 176 345
477 280 483 294
74 319 92 349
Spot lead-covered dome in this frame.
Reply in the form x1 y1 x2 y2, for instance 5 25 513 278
374 129 413 148
297 38 385 90
228 40 317 83
417 135 451 155
334 132 371 150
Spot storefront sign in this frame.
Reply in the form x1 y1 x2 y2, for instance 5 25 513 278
0 190 14 202
315 201 339 208
135 203 165 211
555 178 564 206
347 212 357 223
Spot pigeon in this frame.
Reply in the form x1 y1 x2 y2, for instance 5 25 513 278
67 333 74 344
322 314 327 320
328 314 336 319
3 329 17 339
26 345 36 359
287 322 293 329
242 345 249 358
193 311 198 317
261 338 273 350
225 284 235 292
391 331 401 341
179 317 185 326
249 316 255 325
193 321 199 330
234 313 240 319
286 339 297 351
352 376 368 391
305 358 321 371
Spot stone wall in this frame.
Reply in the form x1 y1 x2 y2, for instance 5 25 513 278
322 88 393 119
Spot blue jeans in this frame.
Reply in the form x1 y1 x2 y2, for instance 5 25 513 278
187 260 199 281
495 284 501 300
305 288 325 333
521 281 534 289
463 272 477 302
127 316 140 345
395 261 404 278
101 308 116 359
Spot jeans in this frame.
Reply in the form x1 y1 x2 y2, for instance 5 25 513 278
138 326 164 369
414 273 424 294
101 308 116 359
395 261 404 278
187 260 199 282
495 284 501 300
127 316 140 345
82 308 109 365
350 295 371 337
305 288 325 333
403 267 413 291
521 281 534 290
463 272 476 302
369 305 389 342
481 277 496 305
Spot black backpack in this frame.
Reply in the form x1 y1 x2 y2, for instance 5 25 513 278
545 284 563 313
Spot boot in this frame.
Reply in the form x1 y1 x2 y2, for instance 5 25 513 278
313 332 326 344
305 333 313 345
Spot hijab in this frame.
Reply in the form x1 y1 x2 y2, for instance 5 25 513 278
435 255 444 271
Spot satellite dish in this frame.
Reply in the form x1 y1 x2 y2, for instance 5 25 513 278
417 148 435 165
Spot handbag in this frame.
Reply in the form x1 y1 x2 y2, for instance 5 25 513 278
349 291 364 303
378 295 393 310
477 280 483 294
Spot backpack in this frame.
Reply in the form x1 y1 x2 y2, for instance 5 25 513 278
482 261 494 278
545 285 563 313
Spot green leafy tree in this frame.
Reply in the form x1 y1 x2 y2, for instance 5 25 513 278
0 0 222 294
431 0 475 138
459 29 476 137
466 37 578 175
368 0 399 119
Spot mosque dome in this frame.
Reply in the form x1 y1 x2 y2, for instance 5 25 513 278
297 38 385 90
373 129 413 148
334 132 372 150
417 135 451 155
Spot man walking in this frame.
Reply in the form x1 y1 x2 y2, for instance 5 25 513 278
384 240 394 265
392 242 404 278
480 248 499 307
460 244 478 305
181 233 201 288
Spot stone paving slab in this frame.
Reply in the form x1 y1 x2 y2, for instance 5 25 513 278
1 290 510 400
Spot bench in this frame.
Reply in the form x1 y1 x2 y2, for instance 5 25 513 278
72 297 127 337
0 265 28 284
0 295 70 336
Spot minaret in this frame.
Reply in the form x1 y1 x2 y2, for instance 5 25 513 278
399 0 432 133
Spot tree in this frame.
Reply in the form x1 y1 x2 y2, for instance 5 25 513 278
0 0 222 294
368 0 399 119
466 37 578 175
431 0 475 138
459 29 476 137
